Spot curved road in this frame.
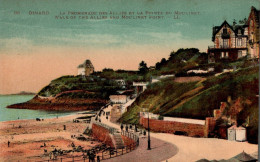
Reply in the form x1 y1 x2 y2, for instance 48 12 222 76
97 105 258 162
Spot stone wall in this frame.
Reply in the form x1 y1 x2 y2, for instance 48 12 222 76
92 123 115 148
121 135 136 147
140 116 216 137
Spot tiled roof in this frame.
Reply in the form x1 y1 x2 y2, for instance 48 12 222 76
212 20 248 41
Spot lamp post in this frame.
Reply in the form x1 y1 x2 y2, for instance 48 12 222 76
140 103 151 150
147 111 151 150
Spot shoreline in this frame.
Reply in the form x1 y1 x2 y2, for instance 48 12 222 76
0 112 100 162
0 110 93 123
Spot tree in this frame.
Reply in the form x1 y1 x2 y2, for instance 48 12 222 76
239 18 247 24
138 61 148 75
155 62 161 70
102 68 114 72
160 58 167 65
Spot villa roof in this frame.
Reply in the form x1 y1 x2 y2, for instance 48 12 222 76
228 125 238 130
247 6 260 26
228 125 246 130
212 20 248 41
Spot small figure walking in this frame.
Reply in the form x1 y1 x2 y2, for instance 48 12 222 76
121 124 124 131
143 130 146 136
8 141 10 147
97 155 100 162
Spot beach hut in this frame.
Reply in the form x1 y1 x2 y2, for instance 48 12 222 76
227 125 236 141
235 126 246 142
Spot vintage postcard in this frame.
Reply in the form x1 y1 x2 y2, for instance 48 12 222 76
0 0 259 161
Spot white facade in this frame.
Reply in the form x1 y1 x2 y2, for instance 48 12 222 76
227 125 247 142
228 126 236 141
133 82 149 92
109 95 129 104
236 127 247 142
77 67 86 75
140 112 159 120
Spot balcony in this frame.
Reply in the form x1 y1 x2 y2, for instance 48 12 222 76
208 45 246 50
208 45 230 49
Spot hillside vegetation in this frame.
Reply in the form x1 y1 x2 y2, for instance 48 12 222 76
38 75 120 99
119 66 258 143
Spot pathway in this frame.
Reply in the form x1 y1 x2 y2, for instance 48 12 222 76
104 136 178 162
96 105 178 162
96 105 258 162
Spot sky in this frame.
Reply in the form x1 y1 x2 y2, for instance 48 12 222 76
0 0 259 94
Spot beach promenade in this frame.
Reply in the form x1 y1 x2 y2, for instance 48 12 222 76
99 105 258 162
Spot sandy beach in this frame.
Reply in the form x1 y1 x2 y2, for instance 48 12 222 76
0 106 258 162
0 112 101 162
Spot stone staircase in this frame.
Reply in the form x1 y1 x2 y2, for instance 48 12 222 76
112 133 125 149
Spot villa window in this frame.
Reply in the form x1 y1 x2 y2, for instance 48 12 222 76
237 38 242 46
223 29 227 34
225 52 229 58
221 52 224 58
223 39 228 48
221 52 228 58
238 51 242 58
238 29 241 35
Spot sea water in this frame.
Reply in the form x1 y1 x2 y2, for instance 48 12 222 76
0 95 75 121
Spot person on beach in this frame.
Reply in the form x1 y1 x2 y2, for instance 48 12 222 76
121 124 124 130
8 141 10 147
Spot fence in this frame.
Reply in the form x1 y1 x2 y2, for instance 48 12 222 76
121 130 139 145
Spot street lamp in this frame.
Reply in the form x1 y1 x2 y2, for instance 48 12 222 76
147 111 151 150
142 103 151 150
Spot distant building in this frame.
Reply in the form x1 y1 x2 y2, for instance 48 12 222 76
208 20 248 63
149 66 155 71
133 82 149 94
247 6 260 59
109 95 130 104
114 79 126 89
77 60 94 76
